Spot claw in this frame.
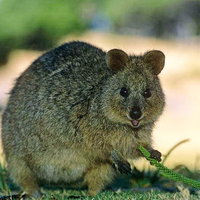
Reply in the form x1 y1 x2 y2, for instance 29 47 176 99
149 149 162 162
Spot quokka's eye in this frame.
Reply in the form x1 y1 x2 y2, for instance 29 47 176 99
120 87 129 97
143 88 151 98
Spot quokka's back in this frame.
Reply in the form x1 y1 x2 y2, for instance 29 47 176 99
2 41 112 152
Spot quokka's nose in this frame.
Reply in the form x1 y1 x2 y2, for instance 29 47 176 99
129 107 142 120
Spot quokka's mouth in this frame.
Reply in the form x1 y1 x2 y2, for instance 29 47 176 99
131 120 140 127
126 113 143 128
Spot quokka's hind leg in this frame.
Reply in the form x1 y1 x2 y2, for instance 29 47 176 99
84 163 116 196
8 158 42 198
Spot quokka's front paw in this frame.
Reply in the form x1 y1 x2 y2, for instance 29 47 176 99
110 151 132 174
113 159 132 175
149 149 162 162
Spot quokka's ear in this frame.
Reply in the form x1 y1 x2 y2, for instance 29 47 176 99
144 50 165 75
106 49 129 72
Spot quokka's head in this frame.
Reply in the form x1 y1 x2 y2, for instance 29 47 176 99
100 48 165 129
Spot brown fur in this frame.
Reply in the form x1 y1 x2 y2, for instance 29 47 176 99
1 41 165 197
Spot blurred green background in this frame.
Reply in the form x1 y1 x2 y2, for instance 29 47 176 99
0 0 200 65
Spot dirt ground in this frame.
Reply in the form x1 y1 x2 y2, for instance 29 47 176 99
0 32 200 169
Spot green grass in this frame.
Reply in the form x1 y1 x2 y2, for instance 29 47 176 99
34 189 200 200
0 165 199 200
1 188 200 200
